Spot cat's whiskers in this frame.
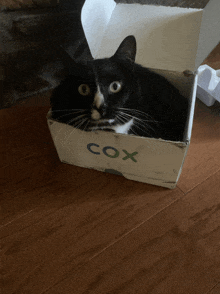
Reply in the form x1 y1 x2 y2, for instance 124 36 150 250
118 111 137 123
118 111 156 133
66 114 88 125
117 112 153 136
114 114 139 136
76 118 90 146
129 127 139 137
118 107 158 123
117 110 155 124
63 117 89 148
118 108 159 134
115 114 126 125
133 120 154 135
74 118 88 130
52 113 88 143
114 115 129 131
87 117 115 132
131 120 152 136
118 107 149 117
62 113 89 145
55 110 87 120
83 119 90 132
51 109 86 113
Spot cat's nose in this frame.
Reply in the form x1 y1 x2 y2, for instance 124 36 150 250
91 105 106 120
99 106 106 117
93 104 106 117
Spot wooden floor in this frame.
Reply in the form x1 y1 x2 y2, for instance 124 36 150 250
1 45 220 294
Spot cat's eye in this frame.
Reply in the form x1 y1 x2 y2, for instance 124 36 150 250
78 84 90 96
109 81 122 93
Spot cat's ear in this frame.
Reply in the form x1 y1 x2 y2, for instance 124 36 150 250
68 59 93 78
113 35 136 62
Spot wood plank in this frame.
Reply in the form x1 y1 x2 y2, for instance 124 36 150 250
29 170 220 294
1 167 184 294
0 96 52 177
203 42 220 70
177 100 220 193
207 283 220 294
192 100 220 158
0 149 101 225
0 110 53 168
177 41 220 193
0 96 51 136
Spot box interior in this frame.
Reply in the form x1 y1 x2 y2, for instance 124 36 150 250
148 68 196 142
48 68 195 143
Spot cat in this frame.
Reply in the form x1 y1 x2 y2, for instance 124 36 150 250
50 35 189 141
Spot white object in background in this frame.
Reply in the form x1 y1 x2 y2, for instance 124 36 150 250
197 64 220 106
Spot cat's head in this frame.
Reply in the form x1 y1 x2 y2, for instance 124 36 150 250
50 35 137 132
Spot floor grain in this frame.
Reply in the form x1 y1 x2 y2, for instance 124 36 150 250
177 100 220 193
1 31 220 294
207 283 220 294
38 171 220 294
2 157 184 293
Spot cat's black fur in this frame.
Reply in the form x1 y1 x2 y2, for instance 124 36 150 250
50 35 188 141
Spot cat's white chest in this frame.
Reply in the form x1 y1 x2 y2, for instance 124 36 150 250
112 119 134 135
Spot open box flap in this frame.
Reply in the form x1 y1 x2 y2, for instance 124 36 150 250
81 0 116 58
81 0 220 72
184 73 198 142
195 0 220 70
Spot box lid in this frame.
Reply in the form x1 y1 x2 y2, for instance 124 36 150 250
81 0 220 72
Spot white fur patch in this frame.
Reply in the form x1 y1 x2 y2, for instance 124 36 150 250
94 85 104 109
113 119 134 134
91 109 101 120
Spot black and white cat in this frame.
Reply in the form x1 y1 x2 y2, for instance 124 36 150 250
50 35 188 141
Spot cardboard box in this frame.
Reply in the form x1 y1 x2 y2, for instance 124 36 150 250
47 0 220 189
